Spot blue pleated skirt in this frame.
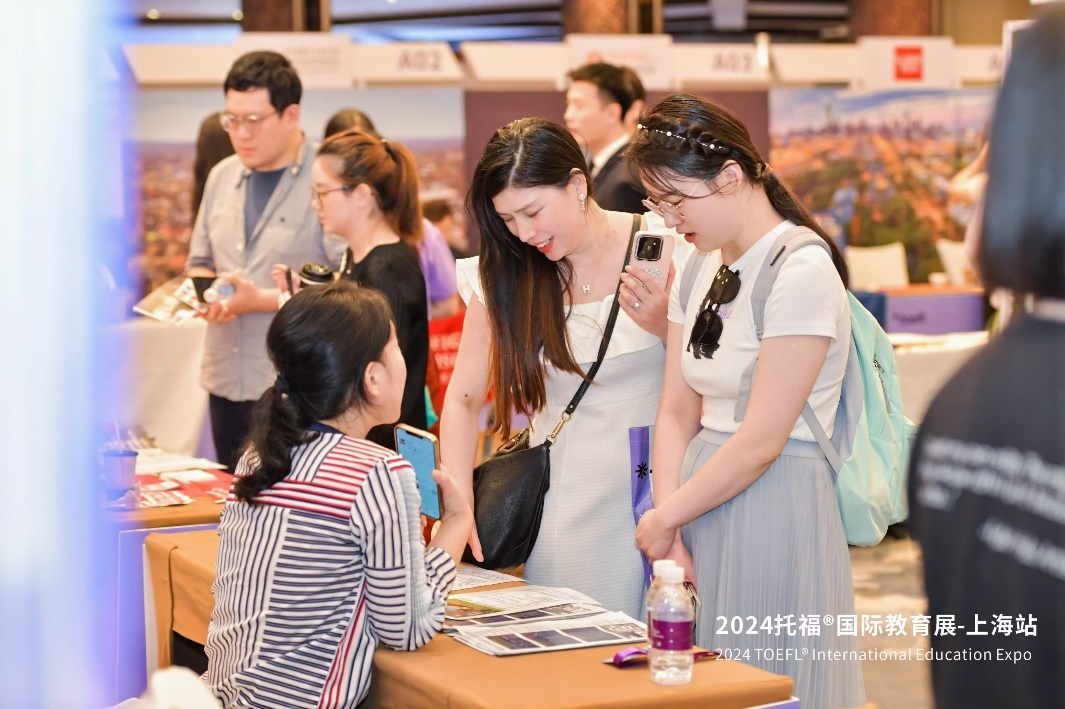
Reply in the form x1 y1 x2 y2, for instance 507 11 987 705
681 429 866 709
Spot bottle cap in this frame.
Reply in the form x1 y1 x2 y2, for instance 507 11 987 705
652 559 677 577
662 566 685 584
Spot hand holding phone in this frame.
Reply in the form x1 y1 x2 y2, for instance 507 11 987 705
191 276 218 304
395 425 444 520
629 231 675 291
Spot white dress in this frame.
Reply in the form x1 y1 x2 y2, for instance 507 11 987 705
456 233 691 620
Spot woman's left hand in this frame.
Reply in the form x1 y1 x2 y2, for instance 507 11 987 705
619 262 675 341
635 507 677 563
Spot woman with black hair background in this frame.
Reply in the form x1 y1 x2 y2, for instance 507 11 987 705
908 8 1065 708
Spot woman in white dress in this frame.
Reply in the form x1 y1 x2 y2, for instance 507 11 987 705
439 118 690 619
631 94 865 707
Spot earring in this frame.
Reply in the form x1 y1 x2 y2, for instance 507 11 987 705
578 193 587 212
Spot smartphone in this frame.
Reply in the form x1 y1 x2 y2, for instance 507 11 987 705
190 276 216 304
394 424 443 520
629 231 675 291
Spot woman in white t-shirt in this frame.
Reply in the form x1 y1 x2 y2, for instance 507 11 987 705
631 94 865 708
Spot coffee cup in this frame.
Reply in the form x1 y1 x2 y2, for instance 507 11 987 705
101 449 138 500
299 263 334 288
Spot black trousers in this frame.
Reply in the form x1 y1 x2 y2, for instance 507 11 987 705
209 394 257 472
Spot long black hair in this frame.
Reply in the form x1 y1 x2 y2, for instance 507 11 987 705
235 282 394 501
192 111 234 222
627 93 849 288
979 7 1065 299
466 117 590 435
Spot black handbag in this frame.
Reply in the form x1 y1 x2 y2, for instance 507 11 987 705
464 215 641 569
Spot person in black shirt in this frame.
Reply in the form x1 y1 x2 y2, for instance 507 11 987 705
250 131 429 451
908 8 1065 708
310 130 429 449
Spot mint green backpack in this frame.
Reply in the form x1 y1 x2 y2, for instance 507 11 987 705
679 226 918 546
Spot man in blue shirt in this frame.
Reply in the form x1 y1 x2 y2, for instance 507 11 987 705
186 51 343 471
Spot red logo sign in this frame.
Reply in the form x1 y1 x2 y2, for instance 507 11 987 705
895 46 924 81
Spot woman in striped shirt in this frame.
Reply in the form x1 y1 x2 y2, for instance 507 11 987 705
205 282 472 708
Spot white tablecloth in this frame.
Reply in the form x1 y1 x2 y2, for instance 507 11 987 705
105 318 210 456
101 318 983 454
893 332 988 422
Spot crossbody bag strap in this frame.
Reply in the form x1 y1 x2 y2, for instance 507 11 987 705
545 213 641 445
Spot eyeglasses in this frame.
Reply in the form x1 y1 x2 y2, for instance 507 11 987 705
642 178 737 222
309 184 354 207
219 109 279 133
688 264 741 360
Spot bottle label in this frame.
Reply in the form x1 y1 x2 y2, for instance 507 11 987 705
650 618 693 651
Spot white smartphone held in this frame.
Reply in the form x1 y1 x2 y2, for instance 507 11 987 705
394 424 443 520
630 231 675 291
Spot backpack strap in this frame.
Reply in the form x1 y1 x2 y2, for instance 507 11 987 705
678 249 709 312
733 225 844 474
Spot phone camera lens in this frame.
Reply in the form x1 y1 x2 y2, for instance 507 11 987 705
637 236 663 261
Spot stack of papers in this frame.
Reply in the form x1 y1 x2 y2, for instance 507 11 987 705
452 565 524 592
450 612 645 657
888 330 989 350
135 449 225 475
443 585 645 656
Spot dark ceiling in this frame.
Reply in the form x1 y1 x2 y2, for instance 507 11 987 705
132 0 850 44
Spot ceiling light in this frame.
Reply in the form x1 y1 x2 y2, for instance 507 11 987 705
232 10 244 20
146 9 160 20
755 32 770 70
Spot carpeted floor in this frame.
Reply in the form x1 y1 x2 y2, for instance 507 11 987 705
850 535 933 709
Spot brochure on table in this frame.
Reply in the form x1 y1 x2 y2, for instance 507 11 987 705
446 601 606 629
446 585 598 617
133 276 205 324
449 611 646 657
452 565 524 592
443 584 646 657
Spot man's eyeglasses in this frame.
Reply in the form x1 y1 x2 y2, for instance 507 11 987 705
642 178 737 222
220 109 279 134
688 264 741 360
309 184 354 207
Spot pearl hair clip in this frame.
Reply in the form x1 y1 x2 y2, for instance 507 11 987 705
636 124 732 155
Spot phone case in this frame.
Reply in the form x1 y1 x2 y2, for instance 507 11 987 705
630 231 675 291
394 424 444 520
190 276 216 303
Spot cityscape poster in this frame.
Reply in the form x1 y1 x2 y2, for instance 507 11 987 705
769 87 995 282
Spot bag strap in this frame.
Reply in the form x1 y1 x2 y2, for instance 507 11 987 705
545 213 641 446
678 249 708 312
732 225 844 473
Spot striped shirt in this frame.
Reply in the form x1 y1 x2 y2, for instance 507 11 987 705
205 422 456 708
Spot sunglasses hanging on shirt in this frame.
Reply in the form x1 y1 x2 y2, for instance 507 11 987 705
687 265 741 360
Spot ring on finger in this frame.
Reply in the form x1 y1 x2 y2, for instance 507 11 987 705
633 299 642 310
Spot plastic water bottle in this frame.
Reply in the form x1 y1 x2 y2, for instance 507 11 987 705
649 565 694 685
646 559 677 634
203 279 235 304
